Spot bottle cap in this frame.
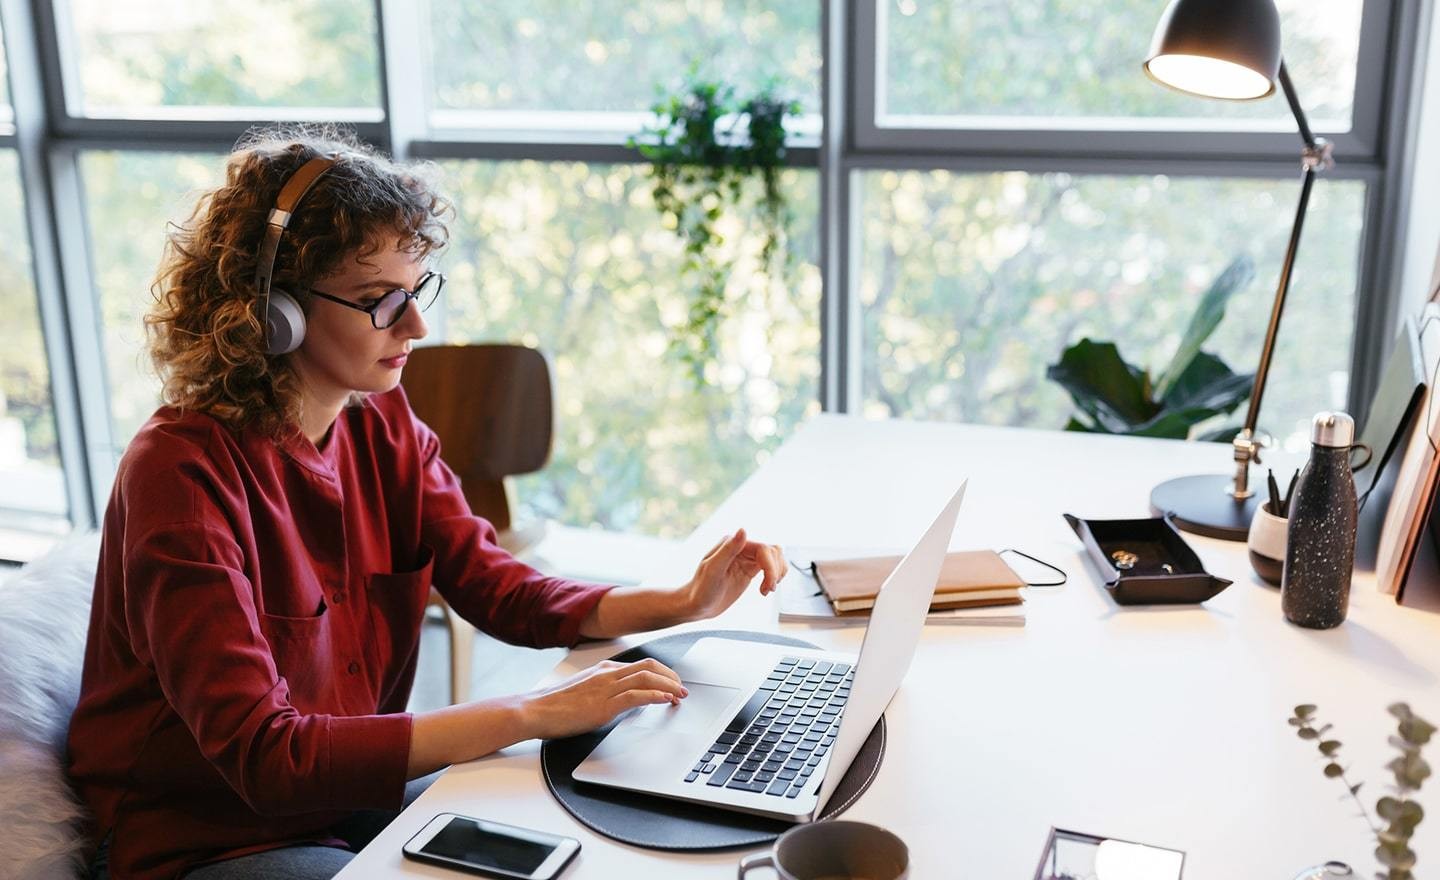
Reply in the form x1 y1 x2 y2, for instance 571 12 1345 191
1310 411 1354 448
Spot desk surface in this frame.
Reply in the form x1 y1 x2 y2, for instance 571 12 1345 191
338 415 1440 879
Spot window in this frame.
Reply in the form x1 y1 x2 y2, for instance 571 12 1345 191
879 0 1362 130
435 160 820 536
856 170 1366 450
426 2 820 133
65 0 381 118
0 150 67 526
0 16 11 128
0 1 1413 544
78 151 222 449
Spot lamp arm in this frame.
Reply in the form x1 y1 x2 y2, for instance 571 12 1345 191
1229 61 1334 500
1240 163 1318 437
1278 61 1318 151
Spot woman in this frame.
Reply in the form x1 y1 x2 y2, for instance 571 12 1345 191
67 129 786 880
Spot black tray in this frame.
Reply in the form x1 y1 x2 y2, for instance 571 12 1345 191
1064 513 1232 605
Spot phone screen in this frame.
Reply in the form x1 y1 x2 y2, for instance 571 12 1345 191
419 817 558 875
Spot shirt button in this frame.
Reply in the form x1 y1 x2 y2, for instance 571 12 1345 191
347 661 361 675
332 593 344 605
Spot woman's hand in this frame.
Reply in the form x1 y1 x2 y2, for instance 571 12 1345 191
678 528 787 622
575 528 787 639
517 658 688 741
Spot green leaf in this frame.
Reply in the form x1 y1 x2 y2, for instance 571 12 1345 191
1063 416 1100 433
1159 351 1254 416
1378 797 1404 820
1399 717 1435 746
1296 704 1318 719
1046 339 1158 431
1154 255 1256 400
1398 799 1424 829
1389 704 1414 722
1123 407 1219 440
1197 424 1245 442
1299 728 1320 740
1324 762 1345 777
1351 783 1364 796
1387 753 1432 789
1375 843 1416 870
1319 740 1343 756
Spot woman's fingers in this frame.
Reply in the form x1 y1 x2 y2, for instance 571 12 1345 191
768 544 786 591
701 533 730 562
620 657 682 686
732 541 786 594
611 689 683 712
615 669 687 699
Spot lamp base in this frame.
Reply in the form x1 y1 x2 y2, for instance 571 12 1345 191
1150 474 1260 542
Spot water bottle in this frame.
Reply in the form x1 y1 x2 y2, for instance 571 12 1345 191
1281 412 1358 629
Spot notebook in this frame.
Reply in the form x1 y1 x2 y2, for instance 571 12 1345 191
776 554 1026 627
814 549 1025 613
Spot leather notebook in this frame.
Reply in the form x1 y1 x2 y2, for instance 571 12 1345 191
813 549 1025 613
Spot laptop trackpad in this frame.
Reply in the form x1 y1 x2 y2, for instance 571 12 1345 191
628 682 740 734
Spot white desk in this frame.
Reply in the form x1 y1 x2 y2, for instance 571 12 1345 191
338 415 1440 879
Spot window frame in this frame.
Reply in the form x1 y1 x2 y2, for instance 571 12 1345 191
0 0 1424 532
850 0 1395 163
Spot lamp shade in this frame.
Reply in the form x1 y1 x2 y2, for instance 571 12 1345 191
1144 0 1281 100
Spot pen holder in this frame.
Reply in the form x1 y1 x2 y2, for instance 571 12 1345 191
1247 501 1287 587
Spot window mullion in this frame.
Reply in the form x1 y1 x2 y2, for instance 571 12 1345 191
0 0 96 526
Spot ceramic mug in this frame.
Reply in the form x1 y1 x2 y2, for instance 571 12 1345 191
736 820 909 880
1247 501 1288 586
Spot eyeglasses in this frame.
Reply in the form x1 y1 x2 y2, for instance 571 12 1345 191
308 270 444 330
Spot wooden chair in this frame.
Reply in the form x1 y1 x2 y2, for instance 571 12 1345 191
401 344 554 705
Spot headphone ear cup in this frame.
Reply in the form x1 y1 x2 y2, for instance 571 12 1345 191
265 289 307 355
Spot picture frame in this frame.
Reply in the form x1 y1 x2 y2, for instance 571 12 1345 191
1031 827 1185 880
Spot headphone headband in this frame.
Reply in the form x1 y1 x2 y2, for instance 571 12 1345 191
253 155 339 298
255 154 338 355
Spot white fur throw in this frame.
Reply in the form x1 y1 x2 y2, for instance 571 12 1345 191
0 532 102 880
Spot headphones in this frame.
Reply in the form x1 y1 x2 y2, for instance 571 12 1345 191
254 154 339 355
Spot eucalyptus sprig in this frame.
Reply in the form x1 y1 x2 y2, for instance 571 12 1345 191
1288 703 1434 879
630 71 800 385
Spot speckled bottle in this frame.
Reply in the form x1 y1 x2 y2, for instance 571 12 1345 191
1281 412 1358 629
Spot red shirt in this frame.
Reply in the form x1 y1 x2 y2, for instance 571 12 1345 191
67 386 611 880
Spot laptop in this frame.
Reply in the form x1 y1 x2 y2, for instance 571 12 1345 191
572 482 967 823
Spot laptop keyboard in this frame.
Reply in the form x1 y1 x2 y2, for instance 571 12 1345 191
683 656 853 799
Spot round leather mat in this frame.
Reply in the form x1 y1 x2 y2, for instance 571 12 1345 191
539 630 887 851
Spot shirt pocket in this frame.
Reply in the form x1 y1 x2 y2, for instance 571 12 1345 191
258 601 338 713
364 543 435 702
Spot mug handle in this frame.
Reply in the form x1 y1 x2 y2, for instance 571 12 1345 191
738 852 776 878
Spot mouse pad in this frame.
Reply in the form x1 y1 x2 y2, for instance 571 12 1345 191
538 629 887 850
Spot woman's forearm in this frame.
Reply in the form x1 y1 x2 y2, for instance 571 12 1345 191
576 585 691 640
406 696 528 778
406 658 691 778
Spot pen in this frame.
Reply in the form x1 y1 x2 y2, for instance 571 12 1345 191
1282 469 1299 517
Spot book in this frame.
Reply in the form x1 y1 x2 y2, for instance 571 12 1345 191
812 549 1025 613
777 547 1025 627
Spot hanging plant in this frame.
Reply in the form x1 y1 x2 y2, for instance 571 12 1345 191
630 73 800 384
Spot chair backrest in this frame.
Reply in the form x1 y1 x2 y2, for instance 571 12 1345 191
400 344 553 532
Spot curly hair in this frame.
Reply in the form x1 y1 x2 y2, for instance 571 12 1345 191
145 125 452 437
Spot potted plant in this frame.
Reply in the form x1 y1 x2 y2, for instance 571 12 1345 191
1287 702 1433 879
1047 256 1256 440
631 72 799 384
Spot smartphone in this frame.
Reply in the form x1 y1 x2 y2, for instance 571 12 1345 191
402 813 580 879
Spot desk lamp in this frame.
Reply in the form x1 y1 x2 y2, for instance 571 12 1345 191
1143 0 1334 540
